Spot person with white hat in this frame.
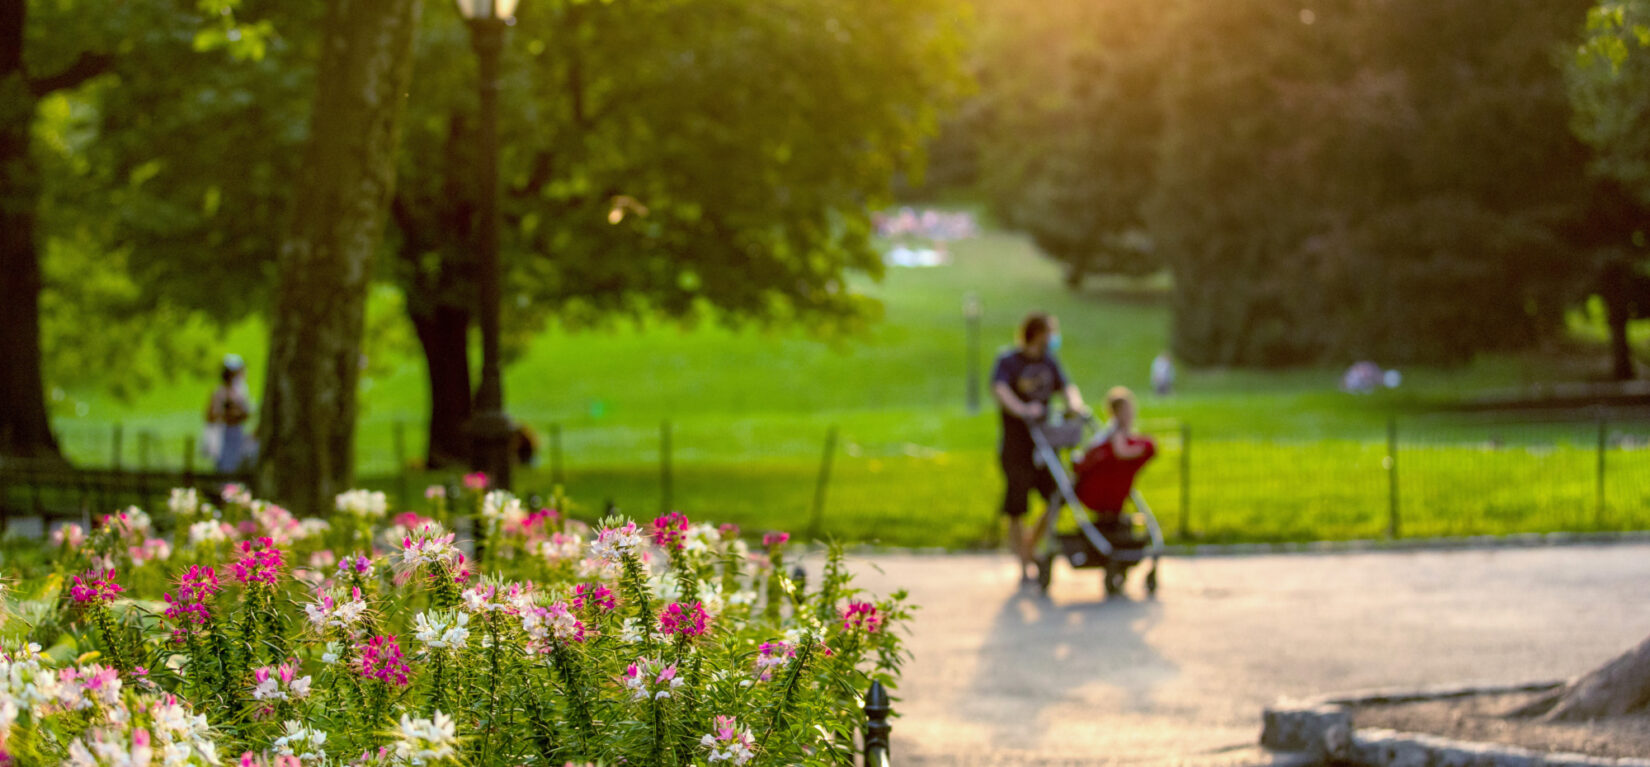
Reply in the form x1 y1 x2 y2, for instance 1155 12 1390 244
204 353 255 472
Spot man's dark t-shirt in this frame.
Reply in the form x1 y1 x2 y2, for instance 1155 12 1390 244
991 347 1068 455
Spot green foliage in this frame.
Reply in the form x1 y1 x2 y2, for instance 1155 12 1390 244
1 493 912 765
972 0 1164 285
1146 0 1593 365
1574 0 1650 204
394 0 973 337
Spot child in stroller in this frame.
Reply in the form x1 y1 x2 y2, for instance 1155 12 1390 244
1031 386 1163 596
1074 387 1156 531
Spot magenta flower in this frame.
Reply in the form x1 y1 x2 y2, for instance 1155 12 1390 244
718 523 740 539
463 472 489 491
69 569 123 604
762 531 790 548
162 566 221 639
523 508 558 530
338 552 374 579
658 601 708 638
572 583 616 612
358 635 411 687
232 537 286 586
841 601 882 634
652 511 691 552
424 484 447 500
753 640 796 682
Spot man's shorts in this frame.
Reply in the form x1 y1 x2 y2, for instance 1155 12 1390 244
1000 450 1058 518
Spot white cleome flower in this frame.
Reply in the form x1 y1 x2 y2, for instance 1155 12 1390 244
167 488 200 518
394 710 460 764
187 521 230 545
334 489 388 519
480 490 526 526
413 611 470 651
272 719 329 762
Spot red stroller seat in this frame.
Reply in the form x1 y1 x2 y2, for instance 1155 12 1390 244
1073 435 1156 520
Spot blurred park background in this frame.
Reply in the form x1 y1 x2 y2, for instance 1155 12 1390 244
5 0 1650 547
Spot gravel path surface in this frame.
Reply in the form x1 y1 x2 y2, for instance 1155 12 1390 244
845 544 1650 765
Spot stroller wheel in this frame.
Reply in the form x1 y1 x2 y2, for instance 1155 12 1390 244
1104 563 1126 597
1036 553 1054 593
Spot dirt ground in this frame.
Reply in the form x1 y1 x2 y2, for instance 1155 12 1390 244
1350 691 1650 760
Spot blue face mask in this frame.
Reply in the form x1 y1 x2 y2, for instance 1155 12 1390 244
1046 333 1062 355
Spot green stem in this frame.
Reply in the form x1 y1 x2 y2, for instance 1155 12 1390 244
551 643 595 757
759 640 815 752
93 607 127 672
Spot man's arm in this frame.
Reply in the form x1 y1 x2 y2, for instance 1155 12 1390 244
993 382 1043 420
1063 384 1089 417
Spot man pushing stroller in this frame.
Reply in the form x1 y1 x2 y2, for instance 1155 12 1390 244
991 312 1091 584
993 313 1164 593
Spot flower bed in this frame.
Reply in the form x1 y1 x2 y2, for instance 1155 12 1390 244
2 481 911 765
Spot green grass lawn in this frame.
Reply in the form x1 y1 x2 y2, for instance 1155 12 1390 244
49 223 1650 547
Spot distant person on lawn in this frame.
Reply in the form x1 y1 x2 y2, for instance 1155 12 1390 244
992 312 1089 583
205 354 255 473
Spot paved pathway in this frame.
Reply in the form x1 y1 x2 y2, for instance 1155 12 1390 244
846 544 1650 765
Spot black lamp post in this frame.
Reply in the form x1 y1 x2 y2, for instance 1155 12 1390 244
457 0 518 491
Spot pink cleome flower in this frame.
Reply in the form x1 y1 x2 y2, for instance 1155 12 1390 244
358 635 411 687
232 537 286 586
651 511 691 552
69 569 123 604
762 531 790 548
841 601 882 634
162 566 221 638
572 583 616 613
753 640 796 682
658 601 708 638
462 472 489 491
718 523 740 540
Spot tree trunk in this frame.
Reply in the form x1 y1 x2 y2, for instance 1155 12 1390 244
256 0 421 516
1601 258 1636 382
1606 292 1634 381
410 303 472 468
1513 633 1650 721
0 2 62 465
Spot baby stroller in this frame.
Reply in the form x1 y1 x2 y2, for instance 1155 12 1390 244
1025 413 1164 597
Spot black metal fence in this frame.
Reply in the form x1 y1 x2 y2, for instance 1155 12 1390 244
29 406 1650 544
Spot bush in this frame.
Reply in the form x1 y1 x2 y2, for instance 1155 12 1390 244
0 483 911 765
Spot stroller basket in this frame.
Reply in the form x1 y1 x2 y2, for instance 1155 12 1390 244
1057 522 1150 569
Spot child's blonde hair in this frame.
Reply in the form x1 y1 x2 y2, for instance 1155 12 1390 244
1105 386 1135 418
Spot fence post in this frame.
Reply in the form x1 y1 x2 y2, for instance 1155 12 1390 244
964 293 982 415
139 431 152 472
110 423 123 470
808 426 839 539
393 420 409 508
1387 415 1400 539
1178 422 1191 540
1596 410 1608 528
863 680 892 765
550 423 564 486
660 419 673 514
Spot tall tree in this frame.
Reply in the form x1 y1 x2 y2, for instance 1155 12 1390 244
1566 0 1650 379
1146 0 1592 366
0 0 112 463
974 0 1165 287
255 0 420 515
390 0 970 465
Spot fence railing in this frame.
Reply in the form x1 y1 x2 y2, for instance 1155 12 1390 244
38 406 1650 545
